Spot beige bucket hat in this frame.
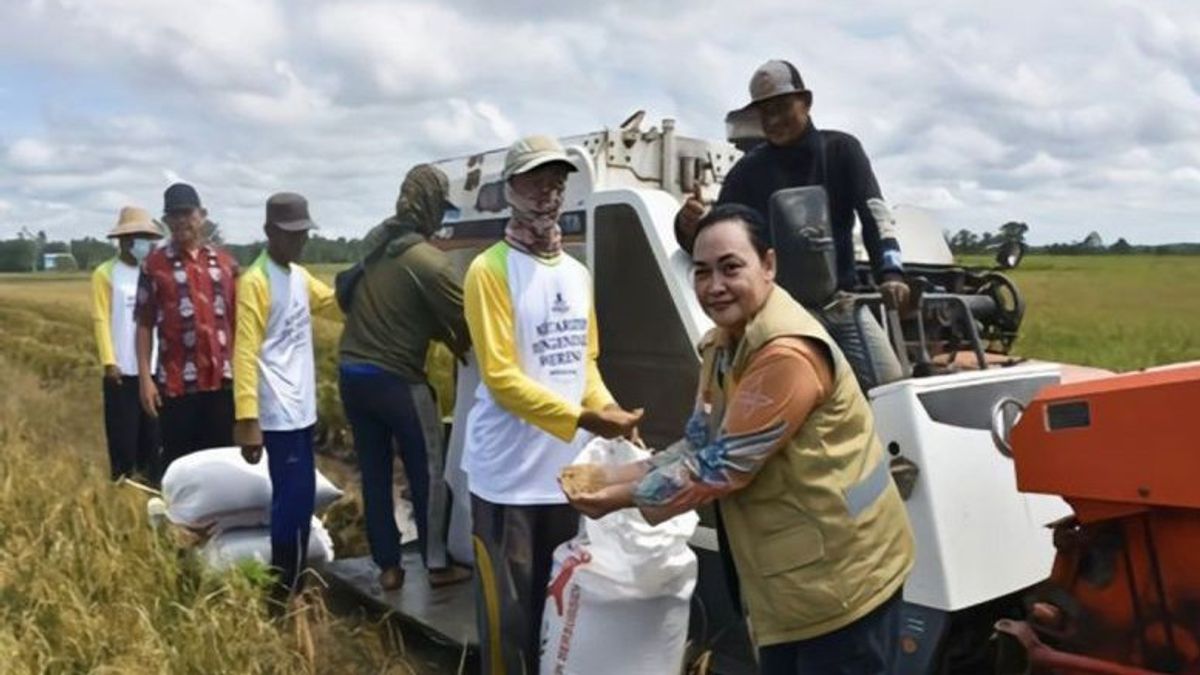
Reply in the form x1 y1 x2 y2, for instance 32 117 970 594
107 206 164 239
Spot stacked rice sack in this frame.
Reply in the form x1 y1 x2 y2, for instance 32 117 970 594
158 447 343 569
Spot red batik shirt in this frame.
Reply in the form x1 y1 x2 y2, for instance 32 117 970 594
135 243 238 398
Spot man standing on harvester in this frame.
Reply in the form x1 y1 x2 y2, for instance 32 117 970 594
232 192 336 599
675 59 910 391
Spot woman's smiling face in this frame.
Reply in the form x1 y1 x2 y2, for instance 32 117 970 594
691 218 776 333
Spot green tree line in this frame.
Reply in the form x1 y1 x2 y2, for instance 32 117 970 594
945 222 1200 256
0 234 366 272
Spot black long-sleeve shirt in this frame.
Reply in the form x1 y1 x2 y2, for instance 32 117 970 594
680 119 902 290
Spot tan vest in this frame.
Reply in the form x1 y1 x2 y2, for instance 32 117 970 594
701 287 914 646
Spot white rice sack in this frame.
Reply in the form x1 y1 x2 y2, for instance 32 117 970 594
162 447 342 529
540 438 698 675
201 517 335 570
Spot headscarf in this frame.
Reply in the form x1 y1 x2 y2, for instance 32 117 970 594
395 164 450 237
361 164 451 259
504 180 563 258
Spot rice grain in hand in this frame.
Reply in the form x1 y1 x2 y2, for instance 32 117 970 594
560 464 607 497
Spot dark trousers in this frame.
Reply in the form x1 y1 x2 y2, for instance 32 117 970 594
757 589 904 675
471 495 580 675
159 387 234 472
102 376 160 481
339 366 450 570
265 427 316 593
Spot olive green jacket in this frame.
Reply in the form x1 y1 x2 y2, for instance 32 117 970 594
338 233 469 381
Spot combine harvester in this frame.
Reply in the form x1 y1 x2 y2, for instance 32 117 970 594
326 113 1196 674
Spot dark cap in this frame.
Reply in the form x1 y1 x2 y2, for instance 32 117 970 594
265 192 318 231
163 182 202 213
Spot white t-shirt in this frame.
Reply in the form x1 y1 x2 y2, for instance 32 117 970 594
256 259 317 431
110 260 156 375
463 246 596 504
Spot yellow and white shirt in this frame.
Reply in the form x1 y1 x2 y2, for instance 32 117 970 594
233 252 336 432
91 257 155 375
462 242 614 504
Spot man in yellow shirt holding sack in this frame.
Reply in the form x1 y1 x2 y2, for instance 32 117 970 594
232 192 336 599
462 135 643 674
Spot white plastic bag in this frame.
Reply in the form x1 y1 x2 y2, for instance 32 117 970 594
201 517 335 570
540 438 698 675
443 353 479 564
162 447 342 530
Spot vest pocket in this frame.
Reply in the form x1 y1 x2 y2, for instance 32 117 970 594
753 521 847 627
757 522 824 574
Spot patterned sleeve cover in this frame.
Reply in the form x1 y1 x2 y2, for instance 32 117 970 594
633 337 833 509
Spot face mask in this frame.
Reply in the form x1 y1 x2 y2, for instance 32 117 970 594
130 239 155 262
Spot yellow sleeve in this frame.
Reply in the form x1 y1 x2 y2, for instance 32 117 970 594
582 303 615 410
425 341 457 420
463 247 582 442
233 263 270 421
91 262 116 367
301 266 340 320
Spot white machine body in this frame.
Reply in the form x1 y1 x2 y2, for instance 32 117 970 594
432 116 1066 623
869 365 1072 611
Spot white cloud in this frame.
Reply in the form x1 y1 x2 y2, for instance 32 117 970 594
220 60 335 126
421 99 519 151
1169 167 1200 184
1011 152 1068 181
0 0 1198 245
7 139 56 169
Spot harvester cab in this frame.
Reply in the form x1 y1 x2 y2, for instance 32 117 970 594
424 115 1095 673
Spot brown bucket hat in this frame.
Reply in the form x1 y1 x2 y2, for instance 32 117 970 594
265 192 319 231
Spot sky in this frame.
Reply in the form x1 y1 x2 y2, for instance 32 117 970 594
1 0 1198 245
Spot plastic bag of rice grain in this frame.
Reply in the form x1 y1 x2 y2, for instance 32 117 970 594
540 437 698 675
162 447 342 531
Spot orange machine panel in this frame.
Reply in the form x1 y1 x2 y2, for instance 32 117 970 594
1010 363 1200 511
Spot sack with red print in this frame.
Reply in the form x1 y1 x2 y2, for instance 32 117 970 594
539 438 698 675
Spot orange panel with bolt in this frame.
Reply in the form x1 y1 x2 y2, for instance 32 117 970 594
996 363 1200 674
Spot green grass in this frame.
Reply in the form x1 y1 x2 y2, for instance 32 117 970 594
956 255 1200 370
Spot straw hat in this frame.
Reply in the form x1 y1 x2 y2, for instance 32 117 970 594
107 206 164 239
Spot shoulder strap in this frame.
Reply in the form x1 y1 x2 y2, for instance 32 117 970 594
814 128 829 186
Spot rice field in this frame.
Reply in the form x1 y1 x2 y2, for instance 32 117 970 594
0 254 1197 673
983 255 1200 370
0 274 419 674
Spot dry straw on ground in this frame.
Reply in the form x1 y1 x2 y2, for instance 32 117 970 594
0 287 416 674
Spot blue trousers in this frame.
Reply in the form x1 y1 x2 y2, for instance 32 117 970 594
339 364 449 570
264 427 316 592
757 589 904 675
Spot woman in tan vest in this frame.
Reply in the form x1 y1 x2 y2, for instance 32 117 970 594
564 203 915 674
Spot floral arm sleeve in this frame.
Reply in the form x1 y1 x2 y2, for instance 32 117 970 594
633 337 834 512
